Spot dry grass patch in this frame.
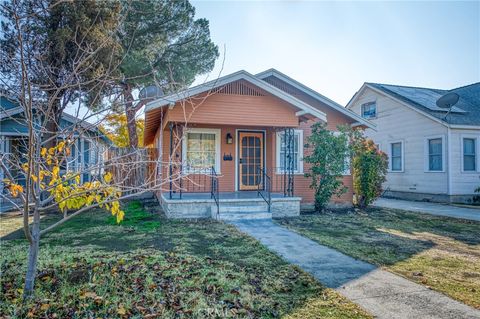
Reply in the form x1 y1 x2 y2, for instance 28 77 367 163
277 207 480 309
1 201 371 318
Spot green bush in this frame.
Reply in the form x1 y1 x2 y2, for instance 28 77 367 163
350 133 388 208
304 123 350 211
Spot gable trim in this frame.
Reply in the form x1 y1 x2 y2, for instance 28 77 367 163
256 69 375 129
144 70 327 123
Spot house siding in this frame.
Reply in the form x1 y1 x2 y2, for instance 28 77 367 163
350 88 449 196
154 79 356 206
449 128 480 196
166 83 300 127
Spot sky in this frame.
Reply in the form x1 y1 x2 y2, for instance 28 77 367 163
191 1 480 105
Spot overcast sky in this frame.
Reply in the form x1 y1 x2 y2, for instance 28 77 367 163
192 1 480 105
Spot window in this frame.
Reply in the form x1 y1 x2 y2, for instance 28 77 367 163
390 142 403 171
333 131 351 175
361 102 376 119
183 129 220 172
276 130 303 173
428 138 443 171
463 138 477 172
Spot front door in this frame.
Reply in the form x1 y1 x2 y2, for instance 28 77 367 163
238 131 264 190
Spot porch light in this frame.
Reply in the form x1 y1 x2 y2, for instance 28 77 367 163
226 133 233 144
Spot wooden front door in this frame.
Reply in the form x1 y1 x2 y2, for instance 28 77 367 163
238 131 264 190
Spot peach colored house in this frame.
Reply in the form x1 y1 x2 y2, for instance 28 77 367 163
143 69 373 219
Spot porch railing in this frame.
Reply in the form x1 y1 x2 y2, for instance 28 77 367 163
260 167 295 197
166 164 221 199
257 167 271 212
210 167 219 218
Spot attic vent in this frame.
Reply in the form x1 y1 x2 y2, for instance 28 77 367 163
216 81 265 96
263 76 301 96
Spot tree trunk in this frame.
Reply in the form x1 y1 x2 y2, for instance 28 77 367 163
123 85 138 148
23 209 40 298
43 97 62 150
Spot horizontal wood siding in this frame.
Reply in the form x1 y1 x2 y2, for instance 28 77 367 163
450 128 480 195
350 88 448 195
166 93 299 128
150 77 357 205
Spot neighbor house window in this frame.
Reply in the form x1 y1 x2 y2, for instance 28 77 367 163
428 138 443 171
183 129 220 172
463 138 477 172
276 130 303 173
390 142 403 171
361 102 376 119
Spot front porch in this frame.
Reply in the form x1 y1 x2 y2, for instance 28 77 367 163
160 191 301 220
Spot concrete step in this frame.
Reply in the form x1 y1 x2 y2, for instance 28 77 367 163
218 211 272 221
219 205 268 213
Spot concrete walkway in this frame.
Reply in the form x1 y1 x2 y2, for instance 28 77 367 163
230 219 480 319
374 198 480 222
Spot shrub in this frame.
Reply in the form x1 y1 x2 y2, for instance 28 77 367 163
304 123 350 211
350 133 388 208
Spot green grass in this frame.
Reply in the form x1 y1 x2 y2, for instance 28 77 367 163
276 208 480 309
0 202 370 318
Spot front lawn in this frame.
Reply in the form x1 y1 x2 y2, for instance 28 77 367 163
0 201 370 318
276 208 480 309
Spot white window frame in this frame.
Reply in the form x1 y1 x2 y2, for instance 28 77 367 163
361 101 377 119
461 134 479 173
275 129 304 174
388 140 404 173
424 135 446 173
182 128 221 173
332 131 351 175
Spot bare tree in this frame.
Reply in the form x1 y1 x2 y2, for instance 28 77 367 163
0 0 226 298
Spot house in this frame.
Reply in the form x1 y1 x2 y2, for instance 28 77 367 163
143 69 374 218
347 82 480 204
0 95 110 203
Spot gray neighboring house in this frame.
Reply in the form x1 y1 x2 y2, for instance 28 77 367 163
0 94 111 209
347 82 480 204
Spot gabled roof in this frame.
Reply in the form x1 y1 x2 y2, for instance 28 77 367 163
144 70 327 122
0 95 111 143
256 68 375 129
348 82 480 127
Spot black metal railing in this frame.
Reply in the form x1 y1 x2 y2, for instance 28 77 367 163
258 167 295 197
210 166 219 218
167 164 221 199
257 167 272 212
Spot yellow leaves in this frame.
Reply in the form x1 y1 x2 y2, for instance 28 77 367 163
80 291 98 299
52 166 60 178
8 184 23 198
116 210 125 223
41 147 47 157
75 174 80 184
57 141 65 152
40 303 50 311
117 305 127 315
104 172 112 184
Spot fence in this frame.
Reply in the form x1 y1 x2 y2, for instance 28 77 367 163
105 147 158 193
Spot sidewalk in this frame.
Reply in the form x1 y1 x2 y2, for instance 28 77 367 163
374 198 480 222
230 219 480 319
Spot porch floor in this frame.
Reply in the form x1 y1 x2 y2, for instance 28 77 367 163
162 191 291 201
